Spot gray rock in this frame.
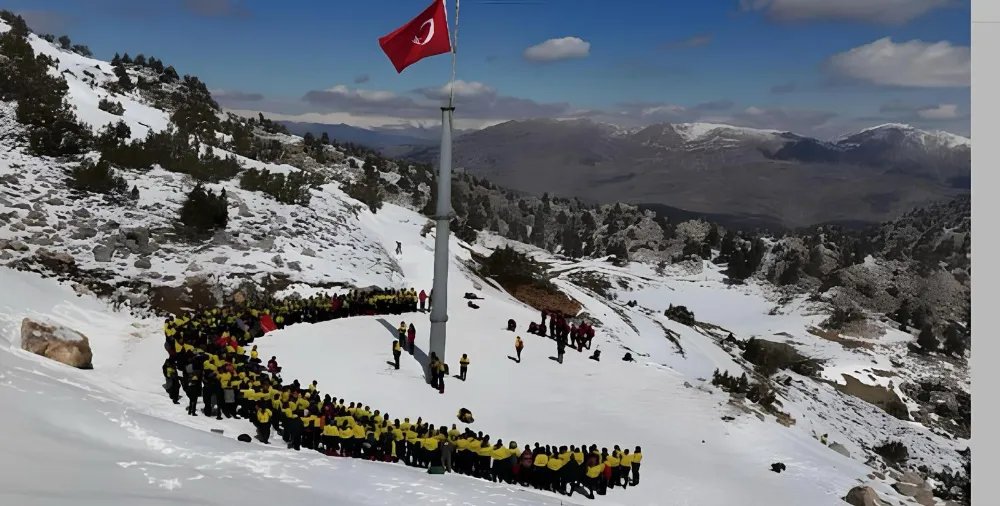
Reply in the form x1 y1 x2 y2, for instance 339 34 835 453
9 222 26 231
92 245 113 262
13 203 31 210
254 236 275 251
0 196 11 207
0 250 12 261
1 239 29 252
843 486 884 506
32 235 55 246
829 442 851 458
287 261 302 271
36 247 75 265
271 255 284 267
101 220 120 231
238 203 253 217
71 227 98 240
72 208 91 218
134 258 152 269
302 247 316 257
212 256 228 264
46 198 64 206
186 261 202 272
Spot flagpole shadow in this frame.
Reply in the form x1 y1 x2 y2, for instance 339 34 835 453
376 318 430 379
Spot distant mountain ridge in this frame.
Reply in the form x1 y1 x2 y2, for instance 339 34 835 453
393 118 970 228
277 121 438 149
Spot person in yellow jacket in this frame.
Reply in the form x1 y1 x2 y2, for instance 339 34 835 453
282 402 302 451
604 447 621 490
514 336 524 362
490 441 511 482
321 420 340 455
475 436 493 479
533 449 550 490
630 446 643 486
392 340 402 370
546 452 567 492
255 404 272 444
620 448 634 489
584 454 606 496
459 353 469 381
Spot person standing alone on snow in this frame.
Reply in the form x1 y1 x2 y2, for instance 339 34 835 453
514 336 524 363
407 323 417 354
418 290 428 312
459 353 469 381
392 340 402 370
396 241 402 255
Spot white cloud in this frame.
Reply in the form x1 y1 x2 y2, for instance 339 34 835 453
826 38 970 87
419 80 497 101
523 37 591 62
741 0 952 25
916 104 959 119
323 85 399 103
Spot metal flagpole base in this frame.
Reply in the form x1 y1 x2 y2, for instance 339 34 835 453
427 106 455 384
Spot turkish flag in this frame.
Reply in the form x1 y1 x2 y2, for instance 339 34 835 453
379 0 452 73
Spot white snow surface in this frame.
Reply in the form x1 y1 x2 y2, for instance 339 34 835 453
0 20 968 506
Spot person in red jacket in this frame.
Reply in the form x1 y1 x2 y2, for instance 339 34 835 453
407 323 417 354
418 290 428 312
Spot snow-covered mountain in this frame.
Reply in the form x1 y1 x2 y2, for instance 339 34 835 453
399 115 969 228
0 14 971 506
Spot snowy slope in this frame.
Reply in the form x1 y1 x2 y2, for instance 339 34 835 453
0 18 968 506
2 221 899 506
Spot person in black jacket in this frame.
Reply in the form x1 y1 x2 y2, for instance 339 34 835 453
184 373 201 416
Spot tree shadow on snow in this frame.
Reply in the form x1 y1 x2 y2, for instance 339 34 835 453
376 318 430 379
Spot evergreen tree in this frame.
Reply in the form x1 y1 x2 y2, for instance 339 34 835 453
719 231 737 261
113 64 133 90
320 132 330 145
121 52 132 64
943 322 968 357
704 223 720 248
111 52 121 66
916 324 938 353
303 132 315 146
57 35 71 50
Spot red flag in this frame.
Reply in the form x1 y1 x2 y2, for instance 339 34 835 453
259 314 277 334
378 0 452 73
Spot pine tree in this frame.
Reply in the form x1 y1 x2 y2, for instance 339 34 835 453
943 323 968 357
320 132 330 145
303 132 314 146
57 35 71 50
111 52 121 66
916 324 938 353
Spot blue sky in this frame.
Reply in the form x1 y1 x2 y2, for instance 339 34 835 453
7 0 972 137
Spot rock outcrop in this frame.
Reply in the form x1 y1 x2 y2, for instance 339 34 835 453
843 486 884 506
20 318 94 369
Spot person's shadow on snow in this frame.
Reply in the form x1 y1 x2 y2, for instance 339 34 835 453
376 318 431 377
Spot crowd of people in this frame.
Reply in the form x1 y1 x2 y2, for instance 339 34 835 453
159 287 642 499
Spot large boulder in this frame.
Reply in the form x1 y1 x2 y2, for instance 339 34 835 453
843 486 884 506
20 318 94 369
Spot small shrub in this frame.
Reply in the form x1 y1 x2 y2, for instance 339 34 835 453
68 158 127 194
239 167 323 206
480 246 546 288
665 304 696 326
98 97 125 115
179 184 228 236
916 324 939 353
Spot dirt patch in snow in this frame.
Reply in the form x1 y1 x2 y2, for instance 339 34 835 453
807 326 874 350
508 283 582 316
823 374 909 420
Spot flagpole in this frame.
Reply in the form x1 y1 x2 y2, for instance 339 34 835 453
427 0 459 384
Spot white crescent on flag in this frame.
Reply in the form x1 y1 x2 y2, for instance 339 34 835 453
412 19 434 45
